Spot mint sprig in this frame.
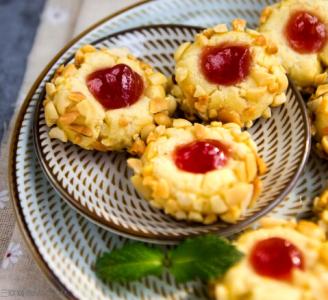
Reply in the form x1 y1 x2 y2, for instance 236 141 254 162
96 243 164 282
95 235 243 283
169 235 243 282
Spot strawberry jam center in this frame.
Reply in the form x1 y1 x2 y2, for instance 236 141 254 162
285 11 327 54
250 237 304 281
200 44 252 86
86 64 144 109
173 139 230 174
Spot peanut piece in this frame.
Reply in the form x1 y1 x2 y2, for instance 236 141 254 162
127 158 143 173
146 85 165 100
232 19 246 31
69 125 93 137
49 127 67 142
45 83 56 97
213 24 228 33
118 117 129 127
149 72 167 85
153 179 170 199
174 42 191 61
129 139 146 156
271 93 287 107
296 220 325 241
260 7 273 24
175 67 188 82
140 124 156 141
154 112 172 127
194 123 206 139
68 92 86 102
81 44 96 53
217 109 242 126
256 156 267 175
172 118 192 128
44 102 59 127
316 84 328 97
58 111 79 125
62 64 77 77
149 98 169 114
253 35 266 46
315 73 328 85
265 42 278 54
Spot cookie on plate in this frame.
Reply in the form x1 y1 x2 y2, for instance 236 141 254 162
259 0 328 89
127 121 266 224
307 83 328 158
171 20 288 127
43 45 176 154
212 218 328 300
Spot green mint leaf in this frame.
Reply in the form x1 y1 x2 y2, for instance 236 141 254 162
95 243 165 282
169 235 243 283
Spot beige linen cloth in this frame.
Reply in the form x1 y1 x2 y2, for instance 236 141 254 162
0 1 141 299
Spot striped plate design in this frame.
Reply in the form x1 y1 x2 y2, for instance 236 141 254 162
8 0 326 299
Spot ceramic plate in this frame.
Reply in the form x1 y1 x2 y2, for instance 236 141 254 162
8 0 328 299
33 24 310 242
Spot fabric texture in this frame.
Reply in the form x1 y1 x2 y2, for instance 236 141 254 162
0 0 45 141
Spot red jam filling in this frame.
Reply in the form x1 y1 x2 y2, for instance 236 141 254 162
285 11 327 54
173 139 231 174
200 44 252 86
86 64 144 110
250 237 304 281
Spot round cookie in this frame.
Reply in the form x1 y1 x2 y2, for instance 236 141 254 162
43 45 176 154
259 0 328 88
171 19 288 127
307 82 328 158
127 121 266 224
212 218 328 300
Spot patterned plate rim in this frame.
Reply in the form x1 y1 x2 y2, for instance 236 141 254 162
32 24 312 243
7 1 154 299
